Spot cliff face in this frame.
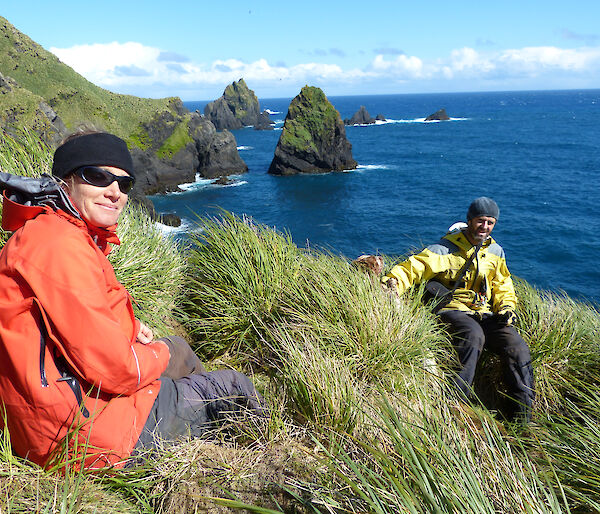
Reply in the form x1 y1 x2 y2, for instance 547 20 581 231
0 16 246 200
268 86 357 175
204 78 274 130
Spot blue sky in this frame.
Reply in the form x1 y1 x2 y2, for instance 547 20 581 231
2 1 599 100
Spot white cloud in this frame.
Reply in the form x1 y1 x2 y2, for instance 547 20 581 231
50 42 600 99
370 54 424 77
498 46 600 72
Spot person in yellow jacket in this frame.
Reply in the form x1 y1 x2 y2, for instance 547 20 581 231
383 197 534 422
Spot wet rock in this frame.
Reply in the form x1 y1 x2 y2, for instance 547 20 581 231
159 213 182 227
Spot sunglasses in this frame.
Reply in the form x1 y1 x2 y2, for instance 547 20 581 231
74 166 135 194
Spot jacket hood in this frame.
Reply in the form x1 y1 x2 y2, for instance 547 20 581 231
0 172 120 253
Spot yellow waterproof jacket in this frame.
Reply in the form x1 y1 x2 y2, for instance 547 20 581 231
383 230 517 314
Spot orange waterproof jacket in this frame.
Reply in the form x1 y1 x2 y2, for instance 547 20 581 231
0 195 169 469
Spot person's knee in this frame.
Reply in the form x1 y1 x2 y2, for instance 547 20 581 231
503 335 532 366
204 370 267 415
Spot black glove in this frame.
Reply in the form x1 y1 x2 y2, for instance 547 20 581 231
497 307 517 326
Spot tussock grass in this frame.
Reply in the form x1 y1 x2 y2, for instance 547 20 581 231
0 127 53 178
514 279 600 413
183 213 449 434
2 131 600 512
308 393 568 514
110 204 186 335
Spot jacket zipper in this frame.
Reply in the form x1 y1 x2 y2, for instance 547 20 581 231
35 300 90 418
54 353 90 419
39 328 49 388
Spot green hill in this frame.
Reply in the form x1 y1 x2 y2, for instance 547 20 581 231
0 17 248 197
0 16 177 142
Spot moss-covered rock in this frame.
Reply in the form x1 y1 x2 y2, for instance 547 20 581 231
268 86 357 175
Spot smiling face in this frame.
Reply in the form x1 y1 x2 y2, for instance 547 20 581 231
65 166 129 228
465 215 497 244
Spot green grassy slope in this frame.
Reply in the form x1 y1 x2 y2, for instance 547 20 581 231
0 17 185 146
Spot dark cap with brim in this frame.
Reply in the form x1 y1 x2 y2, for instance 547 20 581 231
52 132 135 179
467 197 499 221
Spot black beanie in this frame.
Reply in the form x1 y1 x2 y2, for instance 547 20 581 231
52 132 135 179
467 197 499 221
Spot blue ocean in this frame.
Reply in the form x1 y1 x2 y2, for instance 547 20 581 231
150 90 600 304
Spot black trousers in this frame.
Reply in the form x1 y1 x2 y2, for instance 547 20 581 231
134 370 267 451
438 310 534 420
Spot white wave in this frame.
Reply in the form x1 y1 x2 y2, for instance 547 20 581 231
155 218 194 235
169 172 250 194
220 180 247 188
347 119 402 126
237 145 253 150
175 174 213 193
419 117 469 123
265 109 281 114
357 164 390 171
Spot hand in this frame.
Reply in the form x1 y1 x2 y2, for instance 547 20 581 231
383 276 399 296
497 308 517 326
136 321 154 344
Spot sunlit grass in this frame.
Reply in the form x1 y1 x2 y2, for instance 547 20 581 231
1 131 600 512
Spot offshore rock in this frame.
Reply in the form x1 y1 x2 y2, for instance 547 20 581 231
204 97 243 130
268 86 357 175
204 78 274 130
159 213 182 227
425 108 450 121
344 105 375 125
254 110 274 130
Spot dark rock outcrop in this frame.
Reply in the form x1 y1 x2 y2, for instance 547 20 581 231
204 78 274 131
268 86 357 175
344 105 375 125
214 176 233 185
254 110 274 130
129 107 247 200
375 113 386 121
159 213 182 227
0 71 17 93
425 108 450 121
204 97 243 131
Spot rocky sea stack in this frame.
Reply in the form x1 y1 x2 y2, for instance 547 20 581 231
204 78 274 130
344 106 385 125
425 108 450 121
268 86 357 175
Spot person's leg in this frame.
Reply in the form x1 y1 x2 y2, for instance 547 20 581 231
481 316 534 422
159 336 206 379
135 369 266 451
438 310 485 400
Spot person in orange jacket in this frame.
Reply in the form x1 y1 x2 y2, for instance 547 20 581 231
0 131 265 470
